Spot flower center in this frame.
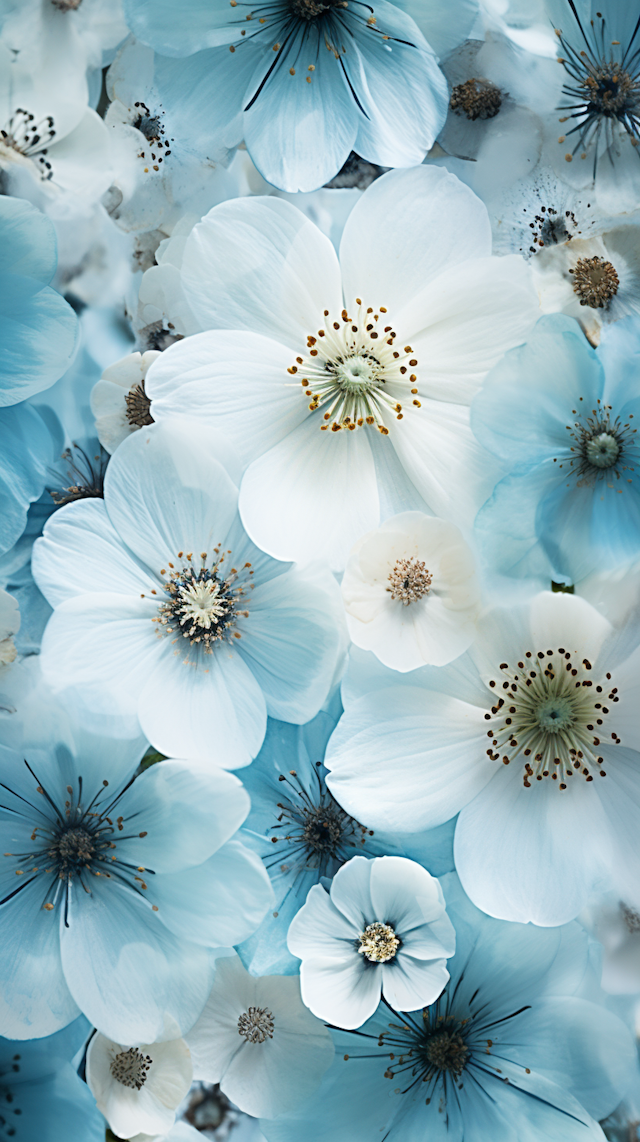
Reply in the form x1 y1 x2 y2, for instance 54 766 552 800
153 551 253 654
125 380 154 427
450 78 502 120
484 649 619 787
238 1007 275 1044
557 404 637 485
358 921 400 963
425 1029 469 1076
620 902 640 933
555 9 640 165
0 635 16 667
288 0 342 16
585 431 620 468
49 443 108 507
110 1048 153 1090
1 763 153 916
387 556 432 605
290 302 420 435
569 256 619 308
0 109 56 179
267 766 372 879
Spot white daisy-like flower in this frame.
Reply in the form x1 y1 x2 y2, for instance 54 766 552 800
86 1032 192 1138
31 420 345 766
287 855 455 1029
91 349 160 453
185 954 334 1119
341 512 480 672
140 164 539 570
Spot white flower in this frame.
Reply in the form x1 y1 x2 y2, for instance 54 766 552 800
0 588 19 667
31 420 346 766
0 38 112 211
141 164 539 569
531 221 640 346
86 1032 192 1138
341 512 480 671
287 856 455 1029
91 349 160 453
325 590 640 926
185 954 334 1119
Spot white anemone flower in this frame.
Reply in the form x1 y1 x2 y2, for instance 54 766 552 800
186 954 334 1120
31 421 345 766
287 856 455 1029
531 221 640 346
140 164 539 570
87 1032 192 1139
325 590 640 926
341 512 480 671
91 349 160 453
0 40 112 211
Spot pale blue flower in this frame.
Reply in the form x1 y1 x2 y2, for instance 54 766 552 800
0 197 77 407
0 1018 105 1142
0 404 55 561
0 723 272 1042
120 0 453 192
471 314 640 585
261 875 637 1142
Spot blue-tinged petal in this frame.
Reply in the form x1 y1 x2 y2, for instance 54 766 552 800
238 564 345 724
501 998 637 1122
345 2 448 168
474 459 564 583
0 275 77 406
0 404 55 557
398 0 479 60
59 878 215 1042
152 838 273 947
0 196 57 283
0 1016 91 1080
123 0 241 55
0 869 79 1040
117 759 250 873
470 314 603 466
154 42 258 155
12 1064 105 1142
243 24 358 193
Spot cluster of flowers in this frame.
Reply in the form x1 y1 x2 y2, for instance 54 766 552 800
3 0 640 1139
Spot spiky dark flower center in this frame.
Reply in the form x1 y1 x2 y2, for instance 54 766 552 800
267 765 373 880
450 78 502 120
555 3 640 172
0 109 55 178
425 1029 469 1076
289 0 342 16
555 401 638 485
358 922 400 963
1 762 154 923
49 443 108 507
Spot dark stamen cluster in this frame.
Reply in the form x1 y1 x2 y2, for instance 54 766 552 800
110 1047 152 1090
1 762 153 926
450 78 502 120
49 443 108 506
558 400 637 485
569 255 619 307
132 100 172 173
289 0 343 17
1 109 55 178
555 2 640 174
340 991 531 1107
125 379 154 427
267 764 373 880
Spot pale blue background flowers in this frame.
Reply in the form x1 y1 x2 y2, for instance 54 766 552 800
472 314 640 585
0 197 77 407
120 0 457 191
